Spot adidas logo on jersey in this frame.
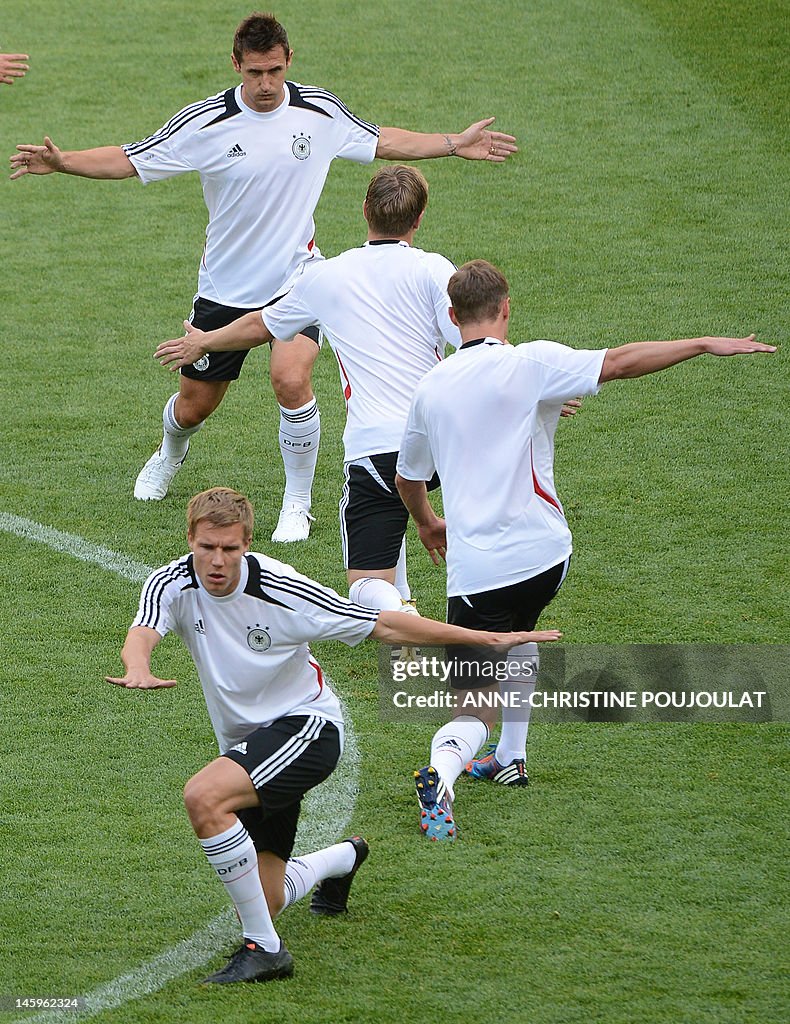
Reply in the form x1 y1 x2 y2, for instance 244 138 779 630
226 143 246 159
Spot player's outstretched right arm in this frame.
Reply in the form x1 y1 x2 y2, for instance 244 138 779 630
10 136 136 179
106 626 177 690
599 335 776 382
154 315 274 371
373 613 561 651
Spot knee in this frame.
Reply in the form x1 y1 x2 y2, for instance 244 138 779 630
183 774 216 832
271 369 313 408
270 339 317 408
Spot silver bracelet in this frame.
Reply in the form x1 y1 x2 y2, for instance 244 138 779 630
443 135 457 157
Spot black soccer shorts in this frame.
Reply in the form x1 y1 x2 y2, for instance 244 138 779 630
340 451 440 571
222 714 341 862
445 557 570 690
180 295 320 382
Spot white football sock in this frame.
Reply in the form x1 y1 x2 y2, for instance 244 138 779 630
430 716 488 800
349 576 404 611
279 399 320 509
160 393 202 461
199 820 280 951
394 540 411 602
496 642 538 765
282 841 357 910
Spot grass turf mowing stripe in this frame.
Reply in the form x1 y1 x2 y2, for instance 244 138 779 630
0 514 153 584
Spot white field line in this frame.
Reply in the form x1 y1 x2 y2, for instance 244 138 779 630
1 514 360 1020
0 513 154 583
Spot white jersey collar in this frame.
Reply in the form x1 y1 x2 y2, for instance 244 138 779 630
236 83 289 120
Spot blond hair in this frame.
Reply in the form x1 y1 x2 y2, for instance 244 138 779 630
187 487 254 540
364 165 428 236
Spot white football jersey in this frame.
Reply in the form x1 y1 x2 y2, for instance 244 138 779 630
132 551 378 753
261 240 460 461
397 338 607 596
123 82 380 308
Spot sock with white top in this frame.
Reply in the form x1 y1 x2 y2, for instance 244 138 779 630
199 819 280 951
496 642 538 765
349 576 404 611
282 841 357 909
430 716 488 800
160 393 202 461
394 540 411 602
279 399 320 509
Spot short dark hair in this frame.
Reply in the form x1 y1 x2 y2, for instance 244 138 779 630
447 260 509 324
187 487 254 541
364 165 429 237
233 12 290 62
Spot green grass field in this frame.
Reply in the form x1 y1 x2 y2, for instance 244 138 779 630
1 1 787 1022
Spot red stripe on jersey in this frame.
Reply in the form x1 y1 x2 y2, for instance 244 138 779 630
434 345 443 362
336 352 352 402
308 237 315 252
531 450 561 512
308 658 324 700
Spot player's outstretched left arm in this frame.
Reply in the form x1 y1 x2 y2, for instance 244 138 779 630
155 314 274 370
599 334 776 382
377 118 517 162
372 612 561 651
106 626 177 689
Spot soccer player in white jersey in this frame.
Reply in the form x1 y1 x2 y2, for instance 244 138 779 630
152 164 460 612
107 486 560 982
11 13 517 543
395 259 775 840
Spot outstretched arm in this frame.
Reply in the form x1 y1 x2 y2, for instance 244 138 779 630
599 334 776 382
373 612 561 650
105 626 177 689
395 474 447 565
154 314 274 370
10 136 136 180
376 117 517 162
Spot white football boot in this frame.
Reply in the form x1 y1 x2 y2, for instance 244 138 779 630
133 444 188 501
271 503 315 543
